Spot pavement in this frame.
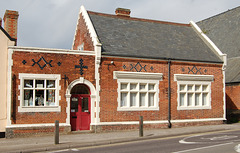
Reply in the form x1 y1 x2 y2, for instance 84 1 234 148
0 123 240 153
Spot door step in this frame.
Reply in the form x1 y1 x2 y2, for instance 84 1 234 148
71 130 93 134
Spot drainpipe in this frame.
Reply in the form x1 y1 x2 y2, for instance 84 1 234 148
168 59 172 128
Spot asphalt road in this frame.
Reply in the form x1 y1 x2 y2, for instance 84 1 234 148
45 130 240 153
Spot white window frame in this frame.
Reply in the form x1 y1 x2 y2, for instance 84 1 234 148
174 74 214 110
18 73 61 112
114 71 163 111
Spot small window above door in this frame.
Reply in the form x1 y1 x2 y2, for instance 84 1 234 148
71 84 90 94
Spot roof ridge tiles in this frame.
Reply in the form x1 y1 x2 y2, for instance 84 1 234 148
87 11 190 27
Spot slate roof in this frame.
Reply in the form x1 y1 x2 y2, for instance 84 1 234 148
88 11 222 63
197 6 240 83
197 6 240 59
226 57 240 83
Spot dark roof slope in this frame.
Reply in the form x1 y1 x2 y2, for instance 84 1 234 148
226 57 240 83
197 6 240 83
197 6 240 58
88 11 222 63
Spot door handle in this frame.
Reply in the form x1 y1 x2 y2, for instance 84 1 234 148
72 116 77 118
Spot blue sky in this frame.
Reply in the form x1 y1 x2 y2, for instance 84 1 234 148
1 0 240 49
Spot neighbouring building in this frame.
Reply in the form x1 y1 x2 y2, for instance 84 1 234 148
5 6 226 138
197 6 240 122
0 10 18 138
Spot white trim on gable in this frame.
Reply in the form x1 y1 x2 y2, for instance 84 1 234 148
190 21 227 68
190 21 227 120
72 5 101 49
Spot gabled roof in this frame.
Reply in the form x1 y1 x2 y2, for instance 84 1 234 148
197 6 240 83
197 6 240 58
88 11 222 63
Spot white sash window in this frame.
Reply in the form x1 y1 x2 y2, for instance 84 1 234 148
174 74 213 110
114 71 163 111
18 73 61 112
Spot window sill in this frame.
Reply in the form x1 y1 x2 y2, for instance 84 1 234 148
18 106 61 112
177 106 211 110
117 107 159 111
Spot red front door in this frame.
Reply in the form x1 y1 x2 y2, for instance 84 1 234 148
70 94 91 131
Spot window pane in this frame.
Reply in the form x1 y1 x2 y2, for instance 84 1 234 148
140 93 146 106
195 85 201 91
202 85 208 91
180 93 185 106
35 90 44 106
203 93 207 106
46 90 55 106
130 93 137 106
47 80 55 88
130 84 137 90
188 85 193 91
195 93 200 106
71 97 78 112
187 93 193 106
24 90 33 106
36 80 44 88
149 84 155 90
149 93 154 106
82 97 89 112
121 83 128 90
180 85 185 91
140 84 146 90
24 80 33 88
121 93 127 107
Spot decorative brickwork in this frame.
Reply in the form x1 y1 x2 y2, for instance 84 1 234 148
72 13 94 51
99 57 224 123
6 7 225 137
11 51 95 125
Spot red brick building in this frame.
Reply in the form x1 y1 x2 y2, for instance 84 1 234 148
5 6 226 138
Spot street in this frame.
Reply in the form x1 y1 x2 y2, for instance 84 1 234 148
44 130 240 153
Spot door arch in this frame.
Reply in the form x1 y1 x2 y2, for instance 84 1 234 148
70 84 90 131
65 77 96 131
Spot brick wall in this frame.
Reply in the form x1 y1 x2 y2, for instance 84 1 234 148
6 125 71 138
11 51 95 125
3 10 19 40
226 84 240 110
10 50 224 135
72 13 94 50
226 84 240 122
99 57 224 124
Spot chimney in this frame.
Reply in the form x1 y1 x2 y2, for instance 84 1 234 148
115 8 131 17
3 10 19 39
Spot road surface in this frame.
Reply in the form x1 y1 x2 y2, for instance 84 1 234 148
44 130 240 153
